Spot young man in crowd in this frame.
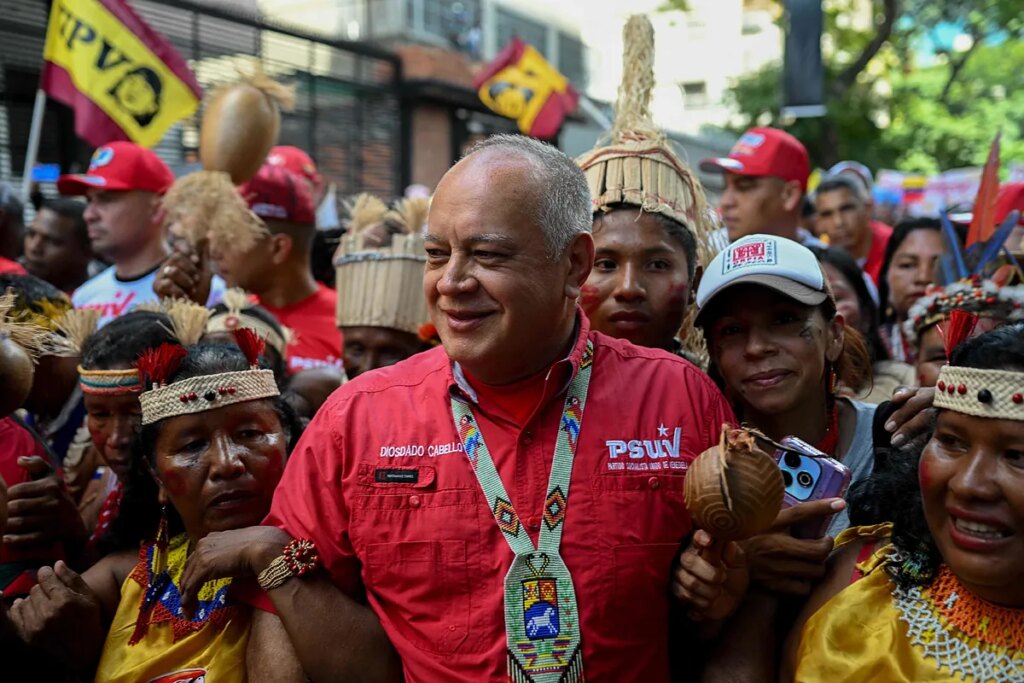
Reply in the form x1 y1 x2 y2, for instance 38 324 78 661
22 198 94 294
700 127 822 247
57 141 223 326
179 135 742 682
814 173 892 286
211 163 344 373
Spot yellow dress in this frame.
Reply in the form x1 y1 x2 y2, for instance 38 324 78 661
94 533 251 683
796 546 1024 682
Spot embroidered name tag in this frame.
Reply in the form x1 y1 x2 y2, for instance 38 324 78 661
374 468 420 484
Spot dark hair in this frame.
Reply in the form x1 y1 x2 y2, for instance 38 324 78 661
0 273 67 308
312 228 343 287
876 218 948 323
41 198 89 247
80 311 177 370
593 203 699 281
880 323 1024 588
801 195 816 219
205 303 288 383
814 174 868 204
809 245 889 362
107 344 303 551
0 182 24 226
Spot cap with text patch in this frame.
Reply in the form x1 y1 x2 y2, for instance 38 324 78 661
695 234 832 327
699 127 810 191
57 141 174 196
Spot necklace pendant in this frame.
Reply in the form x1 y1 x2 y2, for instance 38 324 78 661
505 551 584 683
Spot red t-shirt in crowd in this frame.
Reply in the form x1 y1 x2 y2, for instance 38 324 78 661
0 256 26 275
258 283 344 374
862 220 893 286
0 417 63 596
265 313 735 682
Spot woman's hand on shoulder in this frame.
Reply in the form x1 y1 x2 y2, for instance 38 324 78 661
8 560 105 671
180 526 293 615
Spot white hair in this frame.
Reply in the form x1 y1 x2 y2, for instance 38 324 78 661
462 134 591 258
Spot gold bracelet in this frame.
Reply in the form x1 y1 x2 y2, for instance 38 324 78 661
257 555 293 591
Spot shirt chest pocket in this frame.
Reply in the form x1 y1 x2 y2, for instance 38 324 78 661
588 473 692 546
350 465 486 656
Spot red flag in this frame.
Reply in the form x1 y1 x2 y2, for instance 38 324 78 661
41 0 202 148
967 131 1001 247
473 38 578 140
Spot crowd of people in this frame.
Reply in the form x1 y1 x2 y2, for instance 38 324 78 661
0 13 1022 683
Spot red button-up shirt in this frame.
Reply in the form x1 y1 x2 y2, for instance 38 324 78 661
266 314 734 682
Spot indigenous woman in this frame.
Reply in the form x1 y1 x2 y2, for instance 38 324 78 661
809 246 915 403
794 323 1024 681
77 311 179 554
4 332 302 682
877 218 946 363
905 277 1024 388
576 15 716 361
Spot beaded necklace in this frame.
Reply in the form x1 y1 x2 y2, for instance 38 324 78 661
893 563 1024 680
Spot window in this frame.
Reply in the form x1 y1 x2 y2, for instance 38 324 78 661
420 0 481 54
495 6 547 52
558 32 587 89
680 81 709 109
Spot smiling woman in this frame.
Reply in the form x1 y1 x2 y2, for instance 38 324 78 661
2 333 304 682
793 323 1024 681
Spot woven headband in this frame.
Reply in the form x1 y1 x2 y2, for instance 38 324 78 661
78 366 143 395
206 312 288 357
139 368 279 425
934 366 1024 420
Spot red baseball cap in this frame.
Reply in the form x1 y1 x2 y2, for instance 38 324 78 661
700 127 811 191
57 141 174 196
238 164 316 226
266 146 322 191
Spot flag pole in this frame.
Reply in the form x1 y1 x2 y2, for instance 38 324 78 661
20 88 47 201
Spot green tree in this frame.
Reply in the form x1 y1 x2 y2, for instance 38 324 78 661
716 0 1024 173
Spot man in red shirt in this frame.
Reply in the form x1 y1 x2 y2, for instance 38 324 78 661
211 163 345 374
814 173 892 286
180 136 740 681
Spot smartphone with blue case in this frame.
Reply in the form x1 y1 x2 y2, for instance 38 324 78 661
773 436 851 539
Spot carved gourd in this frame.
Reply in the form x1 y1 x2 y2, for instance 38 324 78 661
684 425 784 541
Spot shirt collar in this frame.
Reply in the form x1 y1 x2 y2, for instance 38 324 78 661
448 307 591 406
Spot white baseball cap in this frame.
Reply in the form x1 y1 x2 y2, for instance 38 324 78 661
695 234 832 327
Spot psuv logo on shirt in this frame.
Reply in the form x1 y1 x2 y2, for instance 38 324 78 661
723 239 776 274
604 424 687 472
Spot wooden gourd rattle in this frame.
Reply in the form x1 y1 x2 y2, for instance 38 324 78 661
683 425 785 562
162 72 295 255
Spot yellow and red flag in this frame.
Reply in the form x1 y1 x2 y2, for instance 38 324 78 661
41 0 202 148
473 38 578 140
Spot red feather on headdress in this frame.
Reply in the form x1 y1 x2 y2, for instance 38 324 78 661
233 327 265 367
136 343 188 387
941 309 980 361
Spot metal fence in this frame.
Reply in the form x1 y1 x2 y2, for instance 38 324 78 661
0 0 404 198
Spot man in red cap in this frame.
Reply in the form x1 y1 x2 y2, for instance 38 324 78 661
58 141 223 326
212 163 343 374
701 127 822 247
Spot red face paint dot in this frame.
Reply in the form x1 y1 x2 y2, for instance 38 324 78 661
957 384 967 395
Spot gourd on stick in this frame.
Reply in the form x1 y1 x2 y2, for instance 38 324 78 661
684 425 785 561
162 72 295 254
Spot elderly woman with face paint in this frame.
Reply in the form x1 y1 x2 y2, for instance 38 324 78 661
2 332 305 682
793 323 1024 681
